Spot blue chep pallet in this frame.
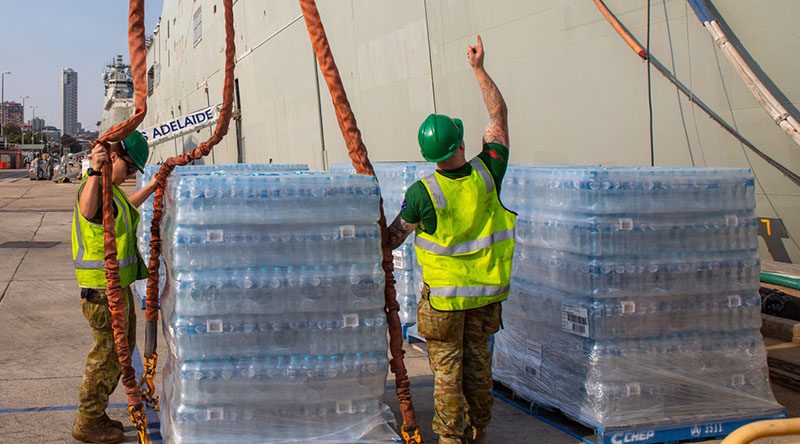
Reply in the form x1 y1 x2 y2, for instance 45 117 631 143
406 324 426 345
493 380 787 444
595 413 786 444
401 322 416 340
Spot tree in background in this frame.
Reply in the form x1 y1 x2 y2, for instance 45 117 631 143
3 123 21 143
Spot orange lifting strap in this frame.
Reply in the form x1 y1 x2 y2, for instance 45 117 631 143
140 0 236 418
95 0 149 441
298 1 421 442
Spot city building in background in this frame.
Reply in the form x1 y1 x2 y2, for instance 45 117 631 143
30 117 45 132
61 68 78 136
0 101 24 127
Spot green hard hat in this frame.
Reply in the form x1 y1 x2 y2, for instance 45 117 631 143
120 131 148 173
418 114 464 162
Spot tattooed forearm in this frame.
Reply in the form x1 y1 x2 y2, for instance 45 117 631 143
474 67 508 147
387 214 418 250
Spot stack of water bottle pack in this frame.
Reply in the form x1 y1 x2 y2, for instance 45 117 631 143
494 166 784 429
331 163 432 327
155 168 399 443
134 163 308 304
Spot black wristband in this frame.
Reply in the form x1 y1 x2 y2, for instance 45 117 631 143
86 167 101 177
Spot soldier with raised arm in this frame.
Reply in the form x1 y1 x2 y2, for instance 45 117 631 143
386 35 515 444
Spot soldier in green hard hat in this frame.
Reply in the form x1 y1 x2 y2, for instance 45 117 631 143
386 35 515 444
70 131 157 444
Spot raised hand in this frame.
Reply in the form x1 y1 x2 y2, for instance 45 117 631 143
467 35 484 69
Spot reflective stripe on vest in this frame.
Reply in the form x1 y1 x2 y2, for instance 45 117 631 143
422 174 447 209
74 256 141 270
429 284 510 298
414 157 516 311
415 228 514 256
470 158 494 194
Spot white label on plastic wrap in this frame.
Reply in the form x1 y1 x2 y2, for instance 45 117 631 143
336 400 353 414
618 218 634 231
561 305 589 338
620 300 636 314
206 319 223 333
727 294 742 308
206 408 223 421
731 374 745 386
343 313 359 328
206 229 224 243
524 341 543 377
725 214 739 227
393 251 405 270
626 382 641 397
339 225 356 239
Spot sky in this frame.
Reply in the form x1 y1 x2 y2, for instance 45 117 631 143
0 0 163 131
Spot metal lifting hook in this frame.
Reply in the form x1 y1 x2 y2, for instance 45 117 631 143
129 404 150 444
402 425 423 444
139 352 160 410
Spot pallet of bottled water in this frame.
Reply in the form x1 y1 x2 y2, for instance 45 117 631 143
331 163 432 328
501 166 756 214
493 165 784 440
156 170 399 443
134 163 307 307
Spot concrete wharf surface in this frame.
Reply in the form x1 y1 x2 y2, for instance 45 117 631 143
1 170 798 444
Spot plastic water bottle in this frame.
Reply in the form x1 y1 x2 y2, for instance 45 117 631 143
287 355 303 400
285 266 301 311
308 314 326 355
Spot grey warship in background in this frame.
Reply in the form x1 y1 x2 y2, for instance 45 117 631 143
98 55 134 135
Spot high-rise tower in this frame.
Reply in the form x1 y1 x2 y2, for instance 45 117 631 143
61 68 78 137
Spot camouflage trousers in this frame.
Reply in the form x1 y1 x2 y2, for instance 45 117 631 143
77 286 136 420
417 285 502 440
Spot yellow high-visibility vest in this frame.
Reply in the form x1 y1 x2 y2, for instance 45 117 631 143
71 179 147 289
414 158 516 311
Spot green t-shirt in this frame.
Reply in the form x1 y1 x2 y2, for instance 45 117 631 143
400 142 509 234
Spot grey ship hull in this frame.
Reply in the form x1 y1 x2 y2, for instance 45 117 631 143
143 0 800 263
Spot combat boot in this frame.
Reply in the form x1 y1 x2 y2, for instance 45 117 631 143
100 412 124 431
72 415 124 444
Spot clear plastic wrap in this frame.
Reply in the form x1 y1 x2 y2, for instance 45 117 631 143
331 162 432 326
157 170 399 443
494 165 783 430
501 166 756 214
134 163 308 302
493 323 782 427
